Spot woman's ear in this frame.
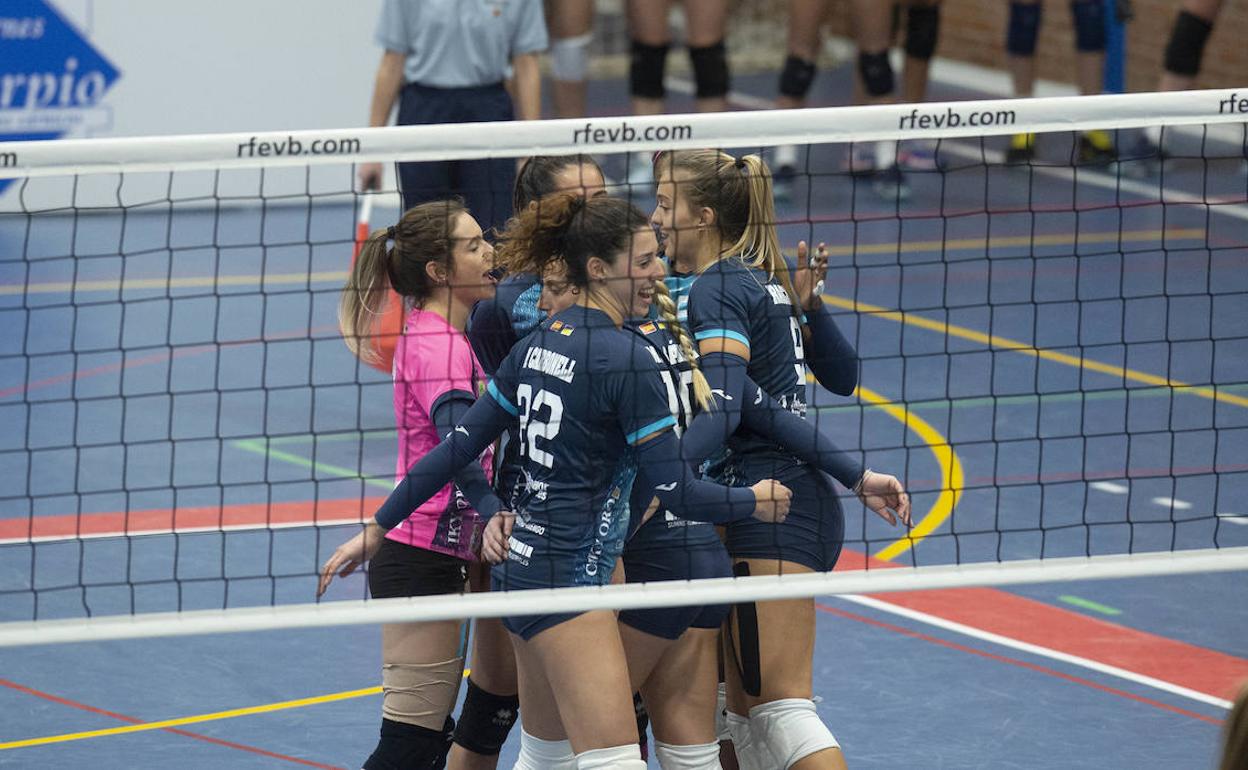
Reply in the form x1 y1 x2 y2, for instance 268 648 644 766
698 206 717 230
424 259 448 286
585 255 608 281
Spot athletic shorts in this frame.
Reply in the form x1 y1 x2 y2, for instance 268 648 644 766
715 452 845 573
618 516 732 639
368 538 470 599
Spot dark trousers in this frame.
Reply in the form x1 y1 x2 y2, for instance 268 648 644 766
396 81 515 236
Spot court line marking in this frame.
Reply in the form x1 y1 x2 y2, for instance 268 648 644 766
0 679 346 767
856 385 964 561
1091 481 1130 494
840 594 1235 710
0 686 379 751
232 438 396 491
1152 496 1193 510
823 293 1248 410
1218 513 1248 526
684 77 1248 224
818 600 1225 723
2 227 1212 296
1058 595 1123 616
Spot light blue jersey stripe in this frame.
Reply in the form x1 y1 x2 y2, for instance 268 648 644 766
626 415 676 445
487 380 518 415
694 328 751 348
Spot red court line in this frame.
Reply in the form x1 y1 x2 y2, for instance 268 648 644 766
0 678 345 769
0 497 387 543
835 549 1248 704
814 603 1224 726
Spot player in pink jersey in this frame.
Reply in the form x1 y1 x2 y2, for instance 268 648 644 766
320 199 508 769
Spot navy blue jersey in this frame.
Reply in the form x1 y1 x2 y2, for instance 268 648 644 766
467 272 542 376
686 255 807 456
487 305 676 585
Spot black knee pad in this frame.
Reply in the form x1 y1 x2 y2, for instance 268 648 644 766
905 4 941 60
630 40 670 99
451 679 519 756
689 41 730 99
778 55 816 99
1164 10 1213 77
1007 2 1042 57
858 50 895 98
1070 0 1106 52
364 717 453 770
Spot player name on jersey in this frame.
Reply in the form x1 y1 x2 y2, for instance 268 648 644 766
522 345 577 383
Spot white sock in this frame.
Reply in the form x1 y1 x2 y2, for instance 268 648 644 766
874 140 897 168
576 743 646 769
515 728 577 770
774 144 799 168
654 740 723 769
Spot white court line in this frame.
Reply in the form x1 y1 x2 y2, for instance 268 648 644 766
1091 481 1130 494
840 593 1235 710
0 518 367 546
1152 496 1194 510
1218 513 1248 526
670 77 1248 225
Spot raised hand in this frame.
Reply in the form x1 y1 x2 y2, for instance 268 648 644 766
792 240 830 312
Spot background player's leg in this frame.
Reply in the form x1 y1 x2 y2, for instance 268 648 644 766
1004 0 1043 162
639 627 722 763
449 564 519 770
850 0 908 197
773 0 830 196
900 0 941 104
1160 0 1223 91
725 560 845 770
545 0 595 118
683 0 731 114
627 0 674 117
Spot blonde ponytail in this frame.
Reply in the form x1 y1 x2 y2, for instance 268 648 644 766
652 281 714 412
731 154 800 313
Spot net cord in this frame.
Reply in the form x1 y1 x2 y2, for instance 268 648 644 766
2 89 1246 179
2 547 1244 647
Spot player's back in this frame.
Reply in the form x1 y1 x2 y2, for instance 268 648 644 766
490 305 673 583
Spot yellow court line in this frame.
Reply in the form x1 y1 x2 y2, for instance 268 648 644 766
824 295 1248 410
857 385 965 562
3 270 350 296
0 686 380 750
6 227 1211 296
817 227 1206 258
1 670 474 751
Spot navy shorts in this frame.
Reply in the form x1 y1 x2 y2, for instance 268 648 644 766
490 549 618 642
618 516 732 640
396 82 515 234
717 453 845 573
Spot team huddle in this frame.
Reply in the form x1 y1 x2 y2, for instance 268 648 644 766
319 151 910 770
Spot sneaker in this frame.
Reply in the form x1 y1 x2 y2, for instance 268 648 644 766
1005 132 1036 164
897 140 941 171
841 143 876 175
871 164 911 201
1116 134 1167 178
1078 130 1117 166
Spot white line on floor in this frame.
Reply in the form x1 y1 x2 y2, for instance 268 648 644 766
1091 481 1130 494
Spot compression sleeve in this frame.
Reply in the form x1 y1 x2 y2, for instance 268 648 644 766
803 303 858 396
739 382 865 489
374 394 513 530
635 430 757 524
679 351 749 466
430 395 506 519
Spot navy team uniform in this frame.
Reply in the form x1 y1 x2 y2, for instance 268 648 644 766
486 305 678 640
617 319 733 640
687 257 845 572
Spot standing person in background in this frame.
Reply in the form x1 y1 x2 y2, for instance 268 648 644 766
547 0 595 118
357 0 547 234
1131 0 1226 160
1001 0 1117 165
770 0 943 202
625 0 732 184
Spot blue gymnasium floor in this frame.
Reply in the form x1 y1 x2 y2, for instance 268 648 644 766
1 64 1248 768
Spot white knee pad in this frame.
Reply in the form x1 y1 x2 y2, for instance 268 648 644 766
748 698 840 769
714 682 731 743
575 743 646 769
724 711 765 770
514 728 577 770
550 33 593 82
654 740 722 769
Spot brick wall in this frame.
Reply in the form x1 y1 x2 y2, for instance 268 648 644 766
819 0 1248 92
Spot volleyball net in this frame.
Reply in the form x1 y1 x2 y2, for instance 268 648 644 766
1 89 1247 647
